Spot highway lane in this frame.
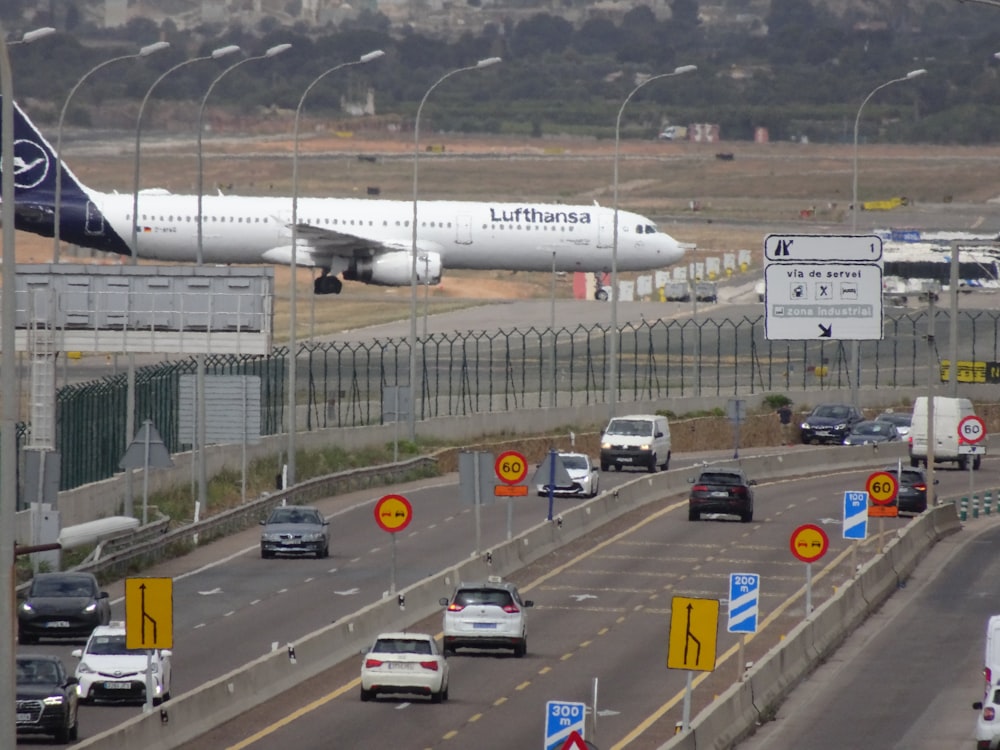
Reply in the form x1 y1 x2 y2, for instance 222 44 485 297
170 460 996 750
736 514 1000 749
20 452 730 743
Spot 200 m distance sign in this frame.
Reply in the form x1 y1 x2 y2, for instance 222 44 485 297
374 494 412 533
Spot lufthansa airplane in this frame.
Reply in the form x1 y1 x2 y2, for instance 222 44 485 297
2 99 687 296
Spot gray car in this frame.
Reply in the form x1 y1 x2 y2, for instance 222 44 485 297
259 505 330 559
842 420 900 446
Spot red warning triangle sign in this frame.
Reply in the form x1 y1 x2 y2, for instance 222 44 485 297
560 730 588 750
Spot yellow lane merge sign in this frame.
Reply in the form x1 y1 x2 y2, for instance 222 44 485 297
667 596 719 672
125 577 173 650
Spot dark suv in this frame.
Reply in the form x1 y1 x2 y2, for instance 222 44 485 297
688 467 756 522
799 404 864 445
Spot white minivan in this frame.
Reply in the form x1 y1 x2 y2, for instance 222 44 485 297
908 396 984 470
973 615 1000 748
599 414 671 473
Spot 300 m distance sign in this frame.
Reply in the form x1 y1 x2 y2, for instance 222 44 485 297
495 450 528 485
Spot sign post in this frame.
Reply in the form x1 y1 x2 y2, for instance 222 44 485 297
494 450 528 539
866 470 899 548
789 524 829 616
374 494 412 594
728 573 759 681
958 415 987 496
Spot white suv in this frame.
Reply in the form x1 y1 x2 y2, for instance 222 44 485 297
439 577 533 657
71 622 172 705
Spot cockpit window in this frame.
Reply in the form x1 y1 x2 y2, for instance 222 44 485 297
645 225 656 234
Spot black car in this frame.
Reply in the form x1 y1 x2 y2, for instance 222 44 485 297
842 420 900 446
17 572 112 644
885 466 936 514
799 404 865 445
16 655 79 744
688 468 756 522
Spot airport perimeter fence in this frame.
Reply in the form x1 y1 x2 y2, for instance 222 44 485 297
49 308 1000 491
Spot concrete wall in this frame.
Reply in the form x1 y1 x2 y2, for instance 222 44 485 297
71 438 930 750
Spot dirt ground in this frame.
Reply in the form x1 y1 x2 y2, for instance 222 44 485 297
7 128 1000 333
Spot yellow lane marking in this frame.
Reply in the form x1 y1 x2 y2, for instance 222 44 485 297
515 681 531 691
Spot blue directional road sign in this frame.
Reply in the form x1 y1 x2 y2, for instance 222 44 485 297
727 573 760 634
843 491 869 540
545 700 586 750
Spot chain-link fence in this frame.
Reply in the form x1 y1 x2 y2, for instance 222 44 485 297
49 309 1000 490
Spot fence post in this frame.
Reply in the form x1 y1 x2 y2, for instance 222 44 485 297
960 496 969 522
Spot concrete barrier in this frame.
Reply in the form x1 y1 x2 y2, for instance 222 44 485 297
657 503 960 750
75 448 951 749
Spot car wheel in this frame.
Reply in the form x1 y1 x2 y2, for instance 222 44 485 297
442 684 449 702
974 455 983 470
959 456 969 471
69 713 79 742
261 547 273 559
17 631 36 645
514 638 527 658
688 508 700 521
647 454 658 473
431 688 443 704
741 508 754 523
54 715 70 744
360 687 375 702
600 461 609 472
909 457 919 467
661 453 670 471
614 463 621 472
591 480 599 498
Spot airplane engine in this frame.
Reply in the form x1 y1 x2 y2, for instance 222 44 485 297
344 251 442 286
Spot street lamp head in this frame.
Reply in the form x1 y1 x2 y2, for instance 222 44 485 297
360 50 385 63
211 45 241 59
906 68 927 79
19 27 56 44
139 41 170 57
265 43 292 58
673 64 698 74
476 57 502 68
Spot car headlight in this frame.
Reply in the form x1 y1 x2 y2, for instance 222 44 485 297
19 601 33 613
639 443 651 451
77 662 95 675
42 695 66 706
601 441 611 449
261 533 281 542
83 602 97 613
800 422 810 429
301 532 324 542
835 423 848 430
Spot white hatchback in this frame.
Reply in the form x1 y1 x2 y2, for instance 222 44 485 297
72 622 172 705
535 452 600 498
360 632 449 703
439 578 533 657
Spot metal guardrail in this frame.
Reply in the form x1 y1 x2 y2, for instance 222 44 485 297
69 455 437 582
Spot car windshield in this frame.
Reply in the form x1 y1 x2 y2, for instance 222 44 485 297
372 638 433 655
17 659 60 685
454 589 514 608
607 419 652 436
267 507 322 525
878 413 912 426
86 634 131 656
698 472 744 485
32 577 94 597
560 455 589 470
853 422 891 436
814 406 850 419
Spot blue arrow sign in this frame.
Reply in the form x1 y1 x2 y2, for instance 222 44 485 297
727 573 760 634
545 700 586 750
843 491 869 540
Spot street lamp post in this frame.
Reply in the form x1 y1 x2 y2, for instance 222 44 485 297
52 41 170 264
122 44 239 520
408 57 501 441
193 43 290 518
849 68 926 407
287 49 384 487
609 65 696 419
7 26 55 46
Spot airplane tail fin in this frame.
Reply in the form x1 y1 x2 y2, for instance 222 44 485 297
0 97 92 206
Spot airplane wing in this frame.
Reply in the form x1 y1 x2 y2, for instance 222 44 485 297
283 221 419 267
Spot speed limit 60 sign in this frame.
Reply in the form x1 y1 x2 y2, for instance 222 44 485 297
495 450 528 485
866 471 898 507
959 415 987 444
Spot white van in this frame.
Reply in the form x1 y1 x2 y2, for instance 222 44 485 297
908 396 984 470
599 414 671 473
973 615 1000 747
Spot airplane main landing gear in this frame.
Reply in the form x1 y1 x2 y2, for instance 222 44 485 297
314 273 343 295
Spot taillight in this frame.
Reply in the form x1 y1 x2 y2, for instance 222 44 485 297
987 667 993 684
365 658 383 668
692 484 709 492
912 483 926 491
985 706 997 721
419 661 439 671
447 603 464 612
908 436 913 445
502 604 520 614
733 486 747 497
